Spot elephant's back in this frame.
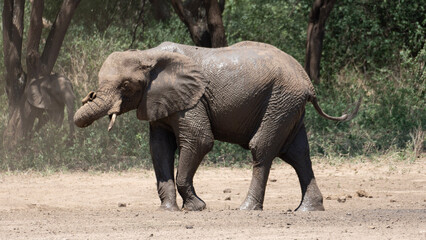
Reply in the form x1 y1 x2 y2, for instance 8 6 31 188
230 41 314 96
201 45 313 105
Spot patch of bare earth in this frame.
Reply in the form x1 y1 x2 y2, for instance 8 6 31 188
0 158 425 239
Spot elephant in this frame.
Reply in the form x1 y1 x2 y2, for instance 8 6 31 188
3 73 76 147
74 41 360 211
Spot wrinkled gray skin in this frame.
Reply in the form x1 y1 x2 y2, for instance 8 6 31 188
74 41 360 211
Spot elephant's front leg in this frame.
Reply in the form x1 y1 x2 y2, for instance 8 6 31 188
149 124 179 211
175 134 213 211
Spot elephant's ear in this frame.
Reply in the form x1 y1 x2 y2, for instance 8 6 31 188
137 52 208 121
25 75 53 109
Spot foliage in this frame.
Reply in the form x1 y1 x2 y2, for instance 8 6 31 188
322 0 426 79
0 0 424 171
224 0 311 63
306 46 425 157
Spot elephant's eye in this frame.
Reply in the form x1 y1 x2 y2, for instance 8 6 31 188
120 80 137 96
121 81 130 90
139 64 152 71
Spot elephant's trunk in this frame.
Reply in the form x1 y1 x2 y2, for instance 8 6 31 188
74 96 112 128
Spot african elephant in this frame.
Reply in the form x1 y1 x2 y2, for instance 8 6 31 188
74 41 360 211
3 73 75 147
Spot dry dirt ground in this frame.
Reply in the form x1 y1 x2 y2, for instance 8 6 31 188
0 158 425 239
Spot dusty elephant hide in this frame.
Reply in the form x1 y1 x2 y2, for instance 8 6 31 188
74 41 360 212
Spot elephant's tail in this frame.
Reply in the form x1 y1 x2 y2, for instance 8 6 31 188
309 95 362 122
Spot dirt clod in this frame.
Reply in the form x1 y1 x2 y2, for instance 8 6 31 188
357 190 371 198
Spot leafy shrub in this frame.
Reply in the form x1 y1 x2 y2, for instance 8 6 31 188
322 0 425 80
306 47 425 157
224 0 310 62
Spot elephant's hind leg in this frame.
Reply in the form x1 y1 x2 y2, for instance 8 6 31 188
150 124 179 211
240 109 300 210
279 124 324 211
239 155 274 210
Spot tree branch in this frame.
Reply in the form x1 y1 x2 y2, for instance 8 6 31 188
40 0 81 76
2 0 26 106
26 0 44 80
129 0 146 48
2 0 25 74
11 0 25 66
171 0 190 26
2 0 13 73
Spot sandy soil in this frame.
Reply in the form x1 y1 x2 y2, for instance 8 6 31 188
0 158 425 239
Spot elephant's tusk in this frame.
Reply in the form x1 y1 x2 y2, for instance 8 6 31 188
108 113 117 132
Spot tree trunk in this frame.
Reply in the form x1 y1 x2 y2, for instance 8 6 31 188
218 0 225 13
171 0 227 48
149 0 171 21
2 0 26 109
26 0 44 80
204 0 227 48
2 0 81 147
171 0 211 47
305 0 336 84
40 0 81 76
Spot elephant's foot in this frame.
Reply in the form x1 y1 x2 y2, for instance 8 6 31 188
295 199 324 211
157 180 179 211
295 179 325 211
182 196 206 211
158 201 180 211
177 184 206 211
239 196 263 210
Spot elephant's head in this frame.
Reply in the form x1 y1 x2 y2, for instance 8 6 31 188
74 49 207 130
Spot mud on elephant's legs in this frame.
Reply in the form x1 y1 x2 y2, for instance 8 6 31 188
149 125 179 211
280 124 325 211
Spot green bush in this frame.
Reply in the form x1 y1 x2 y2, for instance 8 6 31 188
306 47 425 157
322 0 425 79
224 0 310 62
